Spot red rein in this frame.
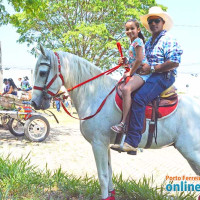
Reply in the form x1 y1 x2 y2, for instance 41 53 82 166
59 42 125 120
67 42 124 92
34 42 126 120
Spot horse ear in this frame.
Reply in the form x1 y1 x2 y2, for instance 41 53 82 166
40 45 47 58
34 47 41 57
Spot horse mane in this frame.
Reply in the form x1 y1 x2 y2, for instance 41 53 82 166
34 48 117 93
58 51 117 91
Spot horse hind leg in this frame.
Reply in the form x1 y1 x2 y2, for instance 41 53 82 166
176 146 200 175
186 152 200 176
92 142 110 199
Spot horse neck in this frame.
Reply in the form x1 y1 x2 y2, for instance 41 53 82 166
61 52 117 116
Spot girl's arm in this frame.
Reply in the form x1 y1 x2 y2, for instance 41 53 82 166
129 46 143 75
7 86 14 94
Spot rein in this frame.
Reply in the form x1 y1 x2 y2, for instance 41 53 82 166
67 64 122 92
34 42 127 120
67 42 124 93
61 42 125 120
60 85 117 120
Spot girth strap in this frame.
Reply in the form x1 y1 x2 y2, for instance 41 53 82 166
145 97 159 148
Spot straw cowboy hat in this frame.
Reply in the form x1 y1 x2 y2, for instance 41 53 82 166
140 6 173 33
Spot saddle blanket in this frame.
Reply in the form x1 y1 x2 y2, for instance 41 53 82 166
115 93 178 119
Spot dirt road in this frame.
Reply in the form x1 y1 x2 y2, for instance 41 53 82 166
0 122 196 186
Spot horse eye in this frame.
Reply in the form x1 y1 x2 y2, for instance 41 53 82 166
39 70 47 77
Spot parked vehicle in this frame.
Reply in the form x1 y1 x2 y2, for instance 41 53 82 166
0 95 51 142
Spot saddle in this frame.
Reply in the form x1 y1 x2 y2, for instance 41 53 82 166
115 79 178 148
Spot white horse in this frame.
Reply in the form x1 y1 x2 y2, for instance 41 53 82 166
31 46 200 200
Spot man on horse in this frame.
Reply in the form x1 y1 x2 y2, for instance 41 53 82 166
111 6 183 152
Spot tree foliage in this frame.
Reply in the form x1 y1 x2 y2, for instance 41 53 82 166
0 0 9 25
3 0 165 68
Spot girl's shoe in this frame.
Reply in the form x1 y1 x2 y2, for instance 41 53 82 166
111 122 126 133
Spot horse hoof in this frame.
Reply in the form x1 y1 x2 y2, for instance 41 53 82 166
101 196 115 200
127 151 137 155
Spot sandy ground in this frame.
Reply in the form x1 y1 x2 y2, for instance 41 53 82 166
0 121 197 187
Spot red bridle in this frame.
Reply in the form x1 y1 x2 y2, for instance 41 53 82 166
33 43 126 97
33 52 65 97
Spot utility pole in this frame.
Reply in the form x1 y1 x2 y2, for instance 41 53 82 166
0 41 3 93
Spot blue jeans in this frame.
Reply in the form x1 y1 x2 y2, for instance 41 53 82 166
125 72 175 148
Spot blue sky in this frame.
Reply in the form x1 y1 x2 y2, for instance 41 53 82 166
157 0 200 73
0 0 200 73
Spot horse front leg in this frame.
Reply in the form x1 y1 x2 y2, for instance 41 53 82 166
92 142 114 200
108 149 115 198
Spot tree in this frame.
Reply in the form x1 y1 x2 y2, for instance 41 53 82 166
4 0 165 69
0 0 9 25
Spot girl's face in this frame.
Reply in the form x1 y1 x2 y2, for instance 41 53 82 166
125 21 140 41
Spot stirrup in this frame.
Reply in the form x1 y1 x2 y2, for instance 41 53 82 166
111 122 126 134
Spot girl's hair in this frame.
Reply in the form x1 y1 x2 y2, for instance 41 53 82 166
125 19 145 44
8 78 17 89
3 78 8 83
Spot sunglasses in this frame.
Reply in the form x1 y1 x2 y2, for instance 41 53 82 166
148 18 162 25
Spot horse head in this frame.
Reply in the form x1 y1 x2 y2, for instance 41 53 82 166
31 45 63 110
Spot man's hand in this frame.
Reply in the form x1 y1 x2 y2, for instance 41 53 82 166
137 63 151 75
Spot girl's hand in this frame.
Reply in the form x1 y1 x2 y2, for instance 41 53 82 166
118 57 127 65
123 71 131 79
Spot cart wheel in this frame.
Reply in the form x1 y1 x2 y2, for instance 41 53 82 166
1 115 9 129
8 118 25 137
24 115 50 142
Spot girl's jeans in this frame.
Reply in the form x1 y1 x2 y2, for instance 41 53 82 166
125 72 175 148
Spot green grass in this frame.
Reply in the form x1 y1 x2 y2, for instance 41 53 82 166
0 155 198 200
1 106 198 199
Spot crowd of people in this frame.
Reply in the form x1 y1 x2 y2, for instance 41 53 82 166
1 76 32 99
1 76 72 112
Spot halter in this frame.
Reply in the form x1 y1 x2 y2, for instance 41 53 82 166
33 52 64 98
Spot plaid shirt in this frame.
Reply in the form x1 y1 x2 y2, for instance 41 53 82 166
145 30 183 73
